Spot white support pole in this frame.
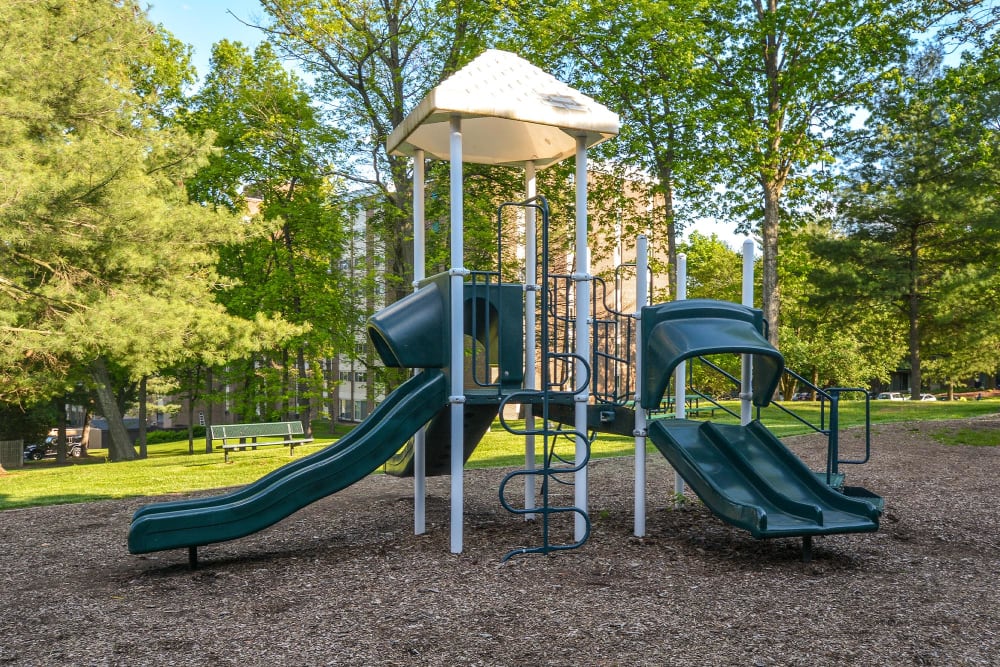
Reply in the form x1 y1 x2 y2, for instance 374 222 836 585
448 117 465 554
633 235 649 537
741 238 755 426
412 149 427 535
573 136 590 541
673 253 687 497
524 161 537 520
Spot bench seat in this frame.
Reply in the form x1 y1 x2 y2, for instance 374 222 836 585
210 421 314 462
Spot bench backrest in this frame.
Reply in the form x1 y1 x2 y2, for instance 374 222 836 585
210 421 305 440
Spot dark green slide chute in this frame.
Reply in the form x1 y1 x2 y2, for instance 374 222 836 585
648 419 880 538
128 369 448 555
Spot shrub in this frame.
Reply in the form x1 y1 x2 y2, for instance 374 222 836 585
145 426 205 444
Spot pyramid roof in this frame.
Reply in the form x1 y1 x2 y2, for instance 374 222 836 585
386 50 619 168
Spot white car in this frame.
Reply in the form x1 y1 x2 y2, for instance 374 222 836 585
875 392 906 401
919 393 937 401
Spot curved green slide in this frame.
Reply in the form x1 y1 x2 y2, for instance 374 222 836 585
648 419 880 539
128 369 448 555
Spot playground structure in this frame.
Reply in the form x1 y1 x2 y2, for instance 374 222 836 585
127 50 881 566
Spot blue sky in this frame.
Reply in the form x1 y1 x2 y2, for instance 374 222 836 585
146 1 264 80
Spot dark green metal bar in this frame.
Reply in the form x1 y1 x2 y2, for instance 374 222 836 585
494 195 592 560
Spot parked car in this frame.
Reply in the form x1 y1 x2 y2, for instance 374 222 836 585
919 393 938 401
874 392 907 401
22 443 45 461
791 392 811 401
23 435 82 460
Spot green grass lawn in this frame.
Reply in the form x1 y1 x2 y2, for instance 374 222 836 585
2 398 997 511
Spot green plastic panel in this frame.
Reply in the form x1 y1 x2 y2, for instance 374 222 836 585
367 273 524 385
383 403 498 477
463 282 524 391
367 275 450 368
640 299 784 411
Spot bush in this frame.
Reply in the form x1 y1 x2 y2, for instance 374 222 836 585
0 402 59 444
145 426 205 444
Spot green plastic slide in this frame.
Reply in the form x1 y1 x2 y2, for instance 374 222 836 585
128 369 448 555
648 419 880 539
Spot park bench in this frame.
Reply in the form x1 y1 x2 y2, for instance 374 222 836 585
649 394 720 418
211 421 313 462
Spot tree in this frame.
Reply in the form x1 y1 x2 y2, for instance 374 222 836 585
820 45 1000 398
254 0 508 306
512 0 717 298
780 226 903 398
184 40 349 432
0 2 268 460
695 0 947 355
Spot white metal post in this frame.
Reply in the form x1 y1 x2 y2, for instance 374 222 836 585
633 235 649 537
448 117 465 554
573 137 590 541
524 161 537 519
413 149 427 534
741 238 755 426
673 253 687 496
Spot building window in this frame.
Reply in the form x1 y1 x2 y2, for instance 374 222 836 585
339 371 351 382
354 372 367 383
354 401 367 421
198 411 205 427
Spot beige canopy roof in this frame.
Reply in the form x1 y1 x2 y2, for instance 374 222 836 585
386 50 619 168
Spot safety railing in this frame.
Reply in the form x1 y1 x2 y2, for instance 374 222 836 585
683 356 873 482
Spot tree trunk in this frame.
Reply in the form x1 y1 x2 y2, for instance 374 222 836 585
908 287 922 400
761 184 781 350
655 158 678 300
205 367 214 454
328 357 338 425
186 368 196 454
138 375 148 458
81 411 92 456
281 349 290 420
90 357 136 461
907 227 921 400
296 347 311 435
55 397 67 464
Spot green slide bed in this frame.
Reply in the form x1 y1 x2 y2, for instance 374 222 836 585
648 418 880 539
128 369 448 555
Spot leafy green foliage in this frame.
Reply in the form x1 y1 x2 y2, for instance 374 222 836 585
183 40 351 427
0 1 272 460
825 44 1000 396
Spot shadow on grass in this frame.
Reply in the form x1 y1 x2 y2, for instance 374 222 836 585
0 491 131 510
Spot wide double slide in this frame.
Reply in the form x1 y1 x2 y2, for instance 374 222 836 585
128 369 448 555
648 418 880 538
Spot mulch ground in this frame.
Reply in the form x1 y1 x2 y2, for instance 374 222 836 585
2 416 999 666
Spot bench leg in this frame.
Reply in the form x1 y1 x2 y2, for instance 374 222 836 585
188 546 198 570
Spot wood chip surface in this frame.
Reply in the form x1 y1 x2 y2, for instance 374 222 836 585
2 417 999 666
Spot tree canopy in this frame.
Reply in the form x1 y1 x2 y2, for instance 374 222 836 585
0 1 282 458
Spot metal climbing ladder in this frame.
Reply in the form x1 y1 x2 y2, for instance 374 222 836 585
496 196 594 559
